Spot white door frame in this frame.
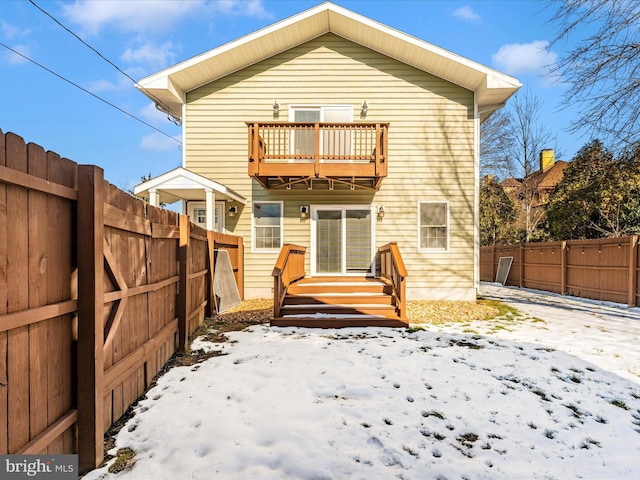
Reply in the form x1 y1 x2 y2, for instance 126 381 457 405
310 204 376 276
187 200 226 232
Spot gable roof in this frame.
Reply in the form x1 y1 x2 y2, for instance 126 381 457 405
136 2 521 122
133 167 247 205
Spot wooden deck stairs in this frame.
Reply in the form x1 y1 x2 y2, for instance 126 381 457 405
271 243 409 329
272 276 408 328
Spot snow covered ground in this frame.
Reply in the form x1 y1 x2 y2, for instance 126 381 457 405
85 284 640 480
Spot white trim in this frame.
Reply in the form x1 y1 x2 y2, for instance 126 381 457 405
181 103 187 168
417 200 450 253
215 201 226 233
310 204 376 276
473 95 480 292
251 201 284 253
187 201 207 229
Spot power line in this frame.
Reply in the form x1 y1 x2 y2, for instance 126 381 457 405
29 0 181 125
0 40 182 145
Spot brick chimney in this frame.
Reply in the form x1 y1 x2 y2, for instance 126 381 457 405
540 149 555 172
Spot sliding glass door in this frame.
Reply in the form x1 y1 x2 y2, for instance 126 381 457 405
311 205 374 275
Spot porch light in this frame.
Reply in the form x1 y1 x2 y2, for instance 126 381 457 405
228 206 238 217
273 100 280 117
361 100 368 116
377 205 385 219
300 205 309 220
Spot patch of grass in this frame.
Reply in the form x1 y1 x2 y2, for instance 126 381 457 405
456 432 479 448
532 388 551 402
595 415 608 424
579 437 601 449
528 422 538 429
531 317 546 323
569 374 582 384
610 399 629 410
544 429 556 439
407 298 504 324
108 448 136 474
564 403 583 418
421 410 446 420
433 432 446 441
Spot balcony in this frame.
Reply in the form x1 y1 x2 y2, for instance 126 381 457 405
247 122 389 190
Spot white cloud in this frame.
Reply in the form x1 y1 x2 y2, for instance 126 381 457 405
140 102 173 125
61 0 206 35
1 43 31 65
492 40 558 76
452 6 481 22
1 21 31 40
215 0 269 18
88 76 132 92
61 0 268 35
140 132 181 152
121 41 176 69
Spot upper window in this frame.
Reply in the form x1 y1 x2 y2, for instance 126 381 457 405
419 201 449 251
252 201 283 252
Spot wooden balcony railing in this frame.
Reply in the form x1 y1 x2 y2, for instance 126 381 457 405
379 243 408 320
272 244 307 318
247 122 388 190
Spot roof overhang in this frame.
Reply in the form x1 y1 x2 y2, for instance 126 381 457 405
133 167 247 205
136 2 521 122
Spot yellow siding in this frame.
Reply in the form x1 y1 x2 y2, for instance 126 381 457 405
185 33 476 300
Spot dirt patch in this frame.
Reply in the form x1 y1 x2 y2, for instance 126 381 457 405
407 299 500 325
193 298 273 342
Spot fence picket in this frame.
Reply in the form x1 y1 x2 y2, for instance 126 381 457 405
482 237 639 306
0 130 244 471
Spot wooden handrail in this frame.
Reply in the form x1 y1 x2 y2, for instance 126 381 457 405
246 122 389 163
272 244 307 317
379 243 408 319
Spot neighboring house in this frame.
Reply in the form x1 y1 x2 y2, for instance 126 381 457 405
134 2 520 324
500 150 569 207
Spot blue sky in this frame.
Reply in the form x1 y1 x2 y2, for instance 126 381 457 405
1 0 583 191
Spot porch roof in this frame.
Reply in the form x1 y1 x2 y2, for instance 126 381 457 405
136 2 521 123
133 167 247 205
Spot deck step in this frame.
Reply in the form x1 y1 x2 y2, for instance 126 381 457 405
284 293 394 305
272 316 408 329
273 276 405 328
279 303 399 318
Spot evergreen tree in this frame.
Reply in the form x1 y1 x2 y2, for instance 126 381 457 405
480 178 518 246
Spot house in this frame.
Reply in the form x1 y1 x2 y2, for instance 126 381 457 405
134 2 521 326
500 150 569 206
499 149 569 240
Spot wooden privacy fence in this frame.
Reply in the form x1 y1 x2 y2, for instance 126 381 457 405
480 236 639 306
0 130 244 473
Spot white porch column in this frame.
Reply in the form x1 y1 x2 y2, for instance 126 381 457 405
205 188 215 231
149 188 158 207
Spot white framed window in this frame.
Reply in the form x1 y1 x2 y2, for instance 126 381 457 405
252 201 283 252
418 201 449 252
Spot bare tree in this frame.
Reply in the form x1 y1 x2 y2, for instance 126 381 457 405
480 108 514 179
505 90 556 242
549 0 640 149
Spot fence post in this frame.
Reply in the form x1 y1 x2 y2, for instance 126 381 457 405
629 235 638 307
76 165 105 473
490 244 496 282
237 237 245 300
561 241 567 295
206 231 216 317
177 215 190 353
518 244 524 288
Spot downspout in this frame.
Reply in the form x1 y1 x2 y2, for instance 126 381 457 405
474 94 480 296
